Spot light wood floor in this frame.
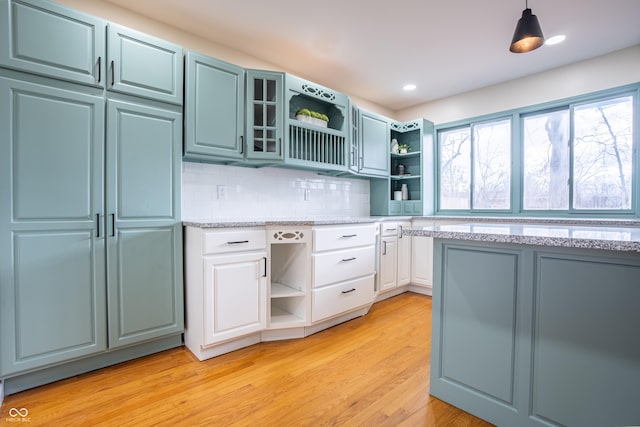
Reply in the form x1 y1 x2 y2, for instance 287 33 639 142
1 293 493 426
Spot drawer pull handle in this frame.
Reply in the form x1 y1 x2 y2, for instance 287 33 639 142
341 288 356 294
341 257 356 262
227 240 249 245
341 234 357 238
385 228 397 232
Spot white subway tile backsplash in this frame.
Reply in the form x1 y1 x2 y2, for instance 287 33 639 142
182 162 370 220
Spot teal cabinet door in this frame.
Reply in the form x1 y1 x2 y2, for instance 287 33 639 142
0 0 106 86
106 99 183 349
245 70 284 162
184 51 244 160
107 23 183 105
0 76 106 376
349 103 360 173
359 110 390 176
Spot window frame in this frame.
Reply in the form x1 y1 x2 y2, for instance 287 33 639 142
434 83 640 218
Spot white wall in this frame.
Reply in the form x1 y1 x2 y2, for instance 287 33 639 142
182 163 370 220
397 45 640 125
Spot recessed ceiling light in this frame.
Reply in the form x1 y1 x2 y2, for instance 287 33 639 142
403 84 416 91
545 35 566 46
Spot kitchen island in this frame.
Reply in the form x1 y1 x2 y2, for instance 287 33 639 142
407 223 640 427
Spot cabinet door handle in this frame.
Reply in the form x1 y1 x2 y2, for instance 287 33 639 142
110 214 115 237
383 240 387 255
341 234 357 238
262 257 267 277
111 60 115 86
227 240 249 245
97 57 101 83
399 225 403 239
341 257 356 262
240 135 244 154
341 288 356 294
96 214 101 237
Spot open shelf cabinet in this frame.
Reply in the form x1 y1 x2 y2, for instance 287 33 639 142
370 119 434 216
285 75 349 171
267 228 311 328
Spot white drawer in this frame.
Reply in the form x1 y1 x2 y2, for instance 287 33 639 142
380 222 399 237
312 245 375 287
203 228 266 254
312 274 375 322
313 224 376 252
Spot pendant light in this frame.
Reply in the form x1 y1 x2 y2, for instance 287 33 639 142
510 0 545 53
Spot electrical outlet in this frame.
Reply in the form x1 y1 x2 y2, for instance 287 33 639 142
217 185 227 200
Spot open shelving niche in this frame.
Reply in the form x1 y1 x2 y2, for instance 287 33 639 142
267 228 312 329
285 75 350 172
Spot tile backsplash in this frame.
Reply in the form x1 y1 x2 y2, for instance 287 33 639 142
182 162 370 220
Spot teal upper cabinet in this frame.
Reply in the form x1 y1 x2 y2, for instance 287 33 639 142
358 109 390 177
106 99 183 348
369 119 434 216
245 69 285 162
0 76 107 376
348 102 360 174
0 0 106 86
285 74 349 172
184 51 245 161
107 23 183 105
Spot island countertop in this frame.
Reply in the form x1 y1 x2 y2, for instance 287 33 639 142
406 222 640 253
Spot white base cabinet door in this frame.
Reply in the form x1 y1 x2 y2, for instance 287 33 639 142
397 222 411 286
378 236 397 292
203 253 267 345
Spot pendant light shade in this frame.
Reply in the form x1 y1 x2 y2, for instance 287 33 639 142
510 4 545 53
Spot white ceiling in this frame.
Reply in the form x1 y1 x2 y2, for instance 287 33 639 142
105 0 640 111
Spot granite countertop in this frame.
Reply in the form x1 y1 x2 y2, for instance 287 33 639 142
406 223 640 252
182 217 399 228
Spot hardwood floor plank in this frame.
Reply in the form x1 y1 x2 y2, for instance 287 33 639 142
1 293 493 426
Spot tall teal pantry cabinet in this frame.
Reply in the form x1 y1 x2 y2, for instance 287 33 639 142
0 0 183 394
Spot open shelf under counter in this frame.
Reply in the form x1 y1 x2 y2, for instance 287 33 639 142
271 282 306 298
270 306 305 324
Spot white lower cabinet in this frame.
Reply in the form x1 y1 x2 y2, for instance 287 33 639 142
203 252 267 345
185 222 378 360
312 275 375 322
378 236 398 292
397 222 412 286
184 226 267 360
311 224 376 323
378 221 411 294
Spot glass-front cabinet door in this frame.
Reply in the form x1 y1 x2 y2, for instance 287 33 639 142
245 70 284 162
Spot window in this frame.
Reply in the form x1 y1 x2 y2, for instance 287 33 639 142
438 119 511 211
436 86 638 216
573 96 633 210
472 119 511 210
523 109 570 210
439 127 470 209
